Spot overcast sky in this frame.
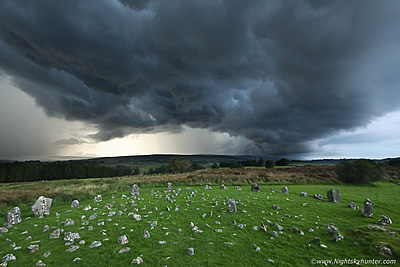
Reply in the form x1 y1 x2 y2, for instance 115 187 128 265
1 0 400 160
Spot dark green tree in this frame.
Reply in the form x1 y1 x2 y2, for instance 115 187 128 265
265 160 275 168
275 158 290 166
336 159 384 184
133 166 140 175
166 158 192 173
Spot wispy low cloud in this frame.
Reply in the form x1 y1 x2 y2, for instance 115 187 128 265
53 138 89 147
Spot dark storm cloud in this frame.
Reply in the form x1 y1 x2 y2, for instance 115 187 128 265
1 0 400 156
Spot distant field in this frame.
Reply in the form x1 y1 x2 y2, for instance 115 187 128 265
0 183 398 266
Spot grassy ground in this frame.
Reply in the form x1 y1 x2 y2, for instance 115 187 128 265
0 182 399 266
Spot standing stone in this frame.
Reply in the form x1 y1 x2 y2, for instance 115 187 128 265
4 207 22 226
220 184 227 189
71 200 79 208
228 199 236 213
251 183 260 192
280 187 289 194
94 195 102 203
187 248 194 256
205 185 212 190
327 189 340 203
165 182 172 193
31 196 52 217
364 198 373 218
130 184 140 196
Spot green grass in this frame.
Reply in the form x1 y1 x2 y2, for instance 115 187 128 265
0 183 399 266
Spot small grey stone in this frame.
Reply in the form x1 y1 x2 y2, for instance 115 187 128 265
64 218 75 226
2 254 16 262
27 244 39 253
141 230 150 238
66 245 80 252
94 195 102 203
187 248 194 255
36 260 46 266
131 256 143 264
117 235 129 245
118 247 131 254
89 241 102 248
43 251 51 258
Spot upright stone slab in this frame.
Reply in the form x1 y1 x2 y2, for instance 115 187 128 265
165 182 172 193
251 183 260 192
31 196 52 217
280 187 289 194
364 198 373 218
130 184 140 196
71 200 79 208
327 189 340 203
228 199 236 213
4 207 21 226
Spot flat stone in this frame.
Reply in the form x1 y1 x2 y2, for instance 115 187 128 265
43 251 51 258
347 201 359 209
89 241 102 248
66 245 80 252
377 215 392 226
118 247 131 253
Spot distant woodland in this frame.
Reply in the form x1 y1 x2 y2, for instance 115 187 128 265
0 161 137 183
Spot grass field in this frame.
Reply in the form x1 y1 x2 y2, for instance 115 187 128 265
1 181 399 266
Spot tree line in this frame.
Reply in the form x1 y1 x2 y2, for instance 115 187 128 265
145 158 204 175
212 157 290 169
0 161 139 183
